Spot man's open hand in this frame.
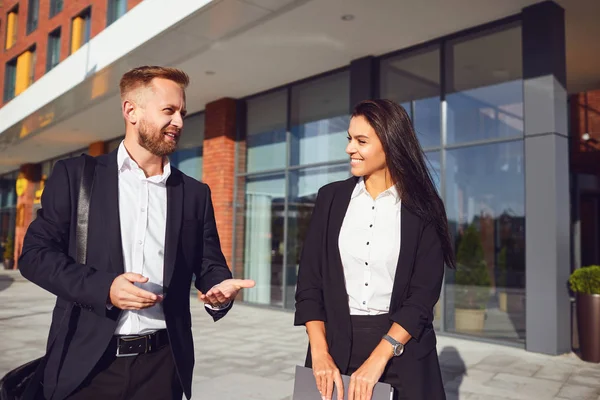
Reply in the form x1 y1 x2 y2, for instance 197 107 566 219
199 279 255 308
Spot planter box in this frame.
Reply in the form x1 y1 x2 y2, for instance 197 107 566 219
455 308 486 333
576 293 600 363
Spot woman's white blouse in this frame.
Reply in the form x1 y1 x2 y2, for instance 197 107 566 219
338 177 401 315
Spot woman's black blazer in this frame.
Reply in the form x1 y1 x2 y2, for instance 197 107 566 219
294 177 446 399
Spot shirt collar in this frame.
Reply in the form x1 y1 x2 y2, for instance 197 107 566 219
351 177 401 204
117 141 171 184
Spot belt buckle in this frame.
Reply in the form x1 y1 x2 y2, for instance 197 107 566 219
116 335 146 358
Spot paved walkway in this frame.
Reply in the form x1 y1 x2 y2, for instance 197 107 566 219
0 270 599 400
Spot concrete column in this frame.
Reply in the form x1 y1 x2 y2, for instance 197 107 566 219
522 0 570 355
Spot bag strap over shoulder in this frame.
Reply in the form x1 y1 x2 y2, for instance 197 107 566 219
48 154 96 350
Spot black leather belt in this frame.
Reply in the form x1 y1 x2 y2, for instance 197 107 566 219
114 330 169 357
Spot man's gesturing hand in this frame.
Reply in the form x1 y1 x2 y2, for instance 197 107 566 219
199 279 255 308
109 273 163 310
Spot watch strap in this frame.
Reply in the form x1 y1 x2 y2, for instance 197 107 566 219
383 334 400 346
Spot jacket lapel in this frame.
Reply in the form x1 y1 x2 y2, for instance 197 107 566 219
326 177 358 312
96 150 125 275
163 169 182 292
389 206 420 310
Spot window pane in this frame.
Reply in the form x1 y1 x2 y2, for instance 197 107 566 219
290 71 350 166
425 151 441 194
444 141 525 343
239 174 286 307
50 0 63 17
27 0 39 34
285 164 350 309
0 174 17 209
107 0 127 26
381 47 441 148
171 113 204 181
246 90 287 173
46 29 61 71
4 60 17 102
446 24 523 144
84 13 91 43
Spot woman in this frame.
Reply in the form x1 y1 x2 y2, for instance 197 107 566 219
294 99 455 400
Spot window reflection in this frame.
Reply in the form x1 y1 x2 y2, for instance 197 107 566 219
381 47 441 149
171 112 204 181
285 165 350 308
240 174 286 307
246 90 287 173
290 72 350 166
444 141 525 342
425 151 441 194
446 25 523 144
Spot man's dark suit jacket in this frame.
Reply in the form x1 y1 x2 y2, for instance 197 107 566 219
294 177 446 400
18 150 233 400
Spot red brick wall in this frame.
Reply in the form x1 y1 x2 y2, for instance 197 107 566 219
570 89 600 175
0 0 143 107
88 140 106 156
203 98 237 270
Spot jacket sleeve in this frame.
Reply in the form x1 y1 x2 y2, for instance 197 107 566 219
194 184 233 321
294 187 328 326
390 221 444 341
18 160 119 318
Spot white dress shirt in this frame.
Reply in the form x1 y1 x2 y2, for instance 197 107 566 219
338 177 401 315
114 142 170 335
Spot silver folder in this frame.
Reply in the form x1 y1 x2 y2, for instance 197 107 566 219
292 365 393 400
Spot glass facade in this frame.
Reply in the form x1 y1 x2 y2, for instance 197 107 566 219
236 70 351 308
441 24 525 343
381 23 525 344
380 46 441 150
0 171 18 243
235 21 525 345
0 171 18 268
171 112 204 181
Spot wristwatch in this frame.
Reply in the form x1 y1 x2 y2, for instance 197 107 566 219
382 334 404 357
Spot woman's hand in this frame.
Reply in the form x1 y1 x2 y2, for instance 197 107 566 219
348 354 388 400
311 351 344 400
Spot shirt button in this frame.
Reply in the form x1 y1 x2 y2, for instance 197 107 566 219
365 282 369 286
369 224 373 228
362 301 366 305
141 208 146 212
138 240 142 245
372 206 375 210
366 242 370 245
365 262 368 266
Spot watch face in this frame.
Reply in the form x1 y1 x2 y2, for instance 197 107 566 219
393 344 404 356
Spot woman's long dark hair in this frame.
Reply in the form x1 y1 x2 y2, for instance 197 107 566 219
352 99 456 269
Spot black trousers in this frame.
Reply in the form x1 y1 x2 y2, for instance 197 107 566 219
64 335 183 400
348 314 408 400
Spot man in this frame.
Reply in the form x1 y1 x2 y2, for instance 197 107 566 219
19 66 254 400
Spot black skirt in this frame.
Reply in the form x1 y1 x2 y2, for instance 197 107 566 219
348 314 407 400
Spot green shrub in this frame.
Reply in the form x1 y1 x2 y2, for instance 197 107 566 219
569 265 600 295
454 224 491 309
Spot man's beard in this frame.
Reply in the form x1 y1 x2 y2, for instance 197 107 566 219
138 119 178 157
